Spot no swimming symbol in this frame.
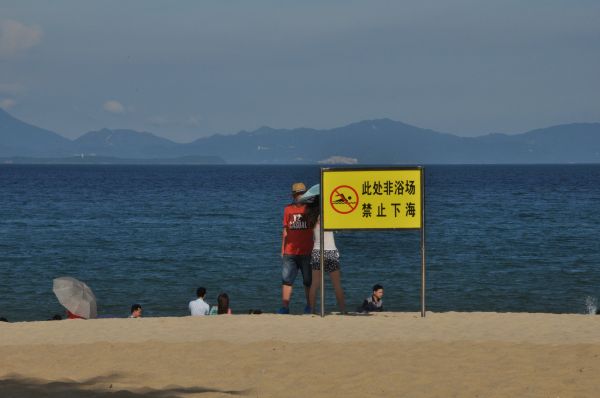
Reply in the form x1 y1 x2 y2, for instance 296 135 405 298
329 185 359 214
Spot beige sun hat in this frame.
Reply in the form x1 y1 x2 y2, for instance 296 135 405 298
291 182 307 194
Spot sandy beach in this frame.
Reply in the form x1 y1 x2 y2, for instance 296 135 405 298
1 312 600 397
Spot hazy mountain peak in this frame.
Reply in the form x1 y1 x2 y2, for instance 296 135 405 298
522 122 600 137
0 108 72 157
1 109 600 164
340 118 408 130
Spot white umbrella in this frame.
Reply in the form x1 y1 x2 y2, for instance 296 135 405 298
299 184 320 203
53 277 97 319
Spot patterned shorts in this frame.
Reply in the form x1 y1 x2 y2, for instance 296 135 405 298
310 249 341 273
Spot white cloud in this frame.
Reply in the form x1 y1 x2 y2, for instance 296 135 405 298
0 98 16 109
103 100 125 114
0 20 42 58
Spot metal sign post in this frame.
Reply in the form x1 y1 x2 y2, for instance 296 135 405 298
319 171 326 317
319 167 426 318
420 169 426 317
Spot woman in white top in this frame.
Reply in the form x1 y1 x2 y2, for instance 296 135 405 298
307 213 346 314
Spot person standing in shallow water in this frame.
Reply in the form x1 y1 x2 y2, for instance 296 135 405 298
278 182 314 314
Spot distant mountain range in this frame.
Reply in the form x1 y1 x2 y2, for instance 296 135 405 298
1 108 600 164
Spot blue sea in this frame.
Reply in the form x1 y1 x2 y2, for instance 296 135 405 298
1 164 600 322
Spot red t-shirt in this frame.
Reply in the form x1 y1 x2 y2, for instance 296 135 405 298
282 203 313 255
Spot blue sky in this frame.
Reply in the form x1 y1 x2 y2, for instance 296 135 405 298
0 0 599 142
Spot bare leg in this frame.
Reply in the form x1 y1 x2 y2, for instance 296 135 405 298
282 284 292 308
309 270 322 312
329 270 346 313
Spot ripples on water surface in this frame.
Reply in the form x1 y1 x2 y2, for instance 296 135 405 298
1 164 600 321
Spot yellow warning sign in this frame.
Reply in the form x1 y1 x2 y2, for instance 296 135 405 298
321 168 423 230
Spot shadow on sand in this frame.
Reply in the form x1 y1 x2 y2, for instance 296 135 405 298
0 374 250 397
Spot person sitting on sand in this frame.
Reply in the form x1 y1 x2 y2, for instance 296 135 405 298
129 304 143 318
359 284 384 313
189 287 210 316
210 293 232 315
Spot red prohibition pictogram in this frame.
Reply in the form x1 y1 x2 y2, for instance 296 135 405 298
329 185 359 214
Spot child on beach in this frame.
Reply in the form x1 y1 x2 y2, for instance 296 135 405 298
359 284 384 313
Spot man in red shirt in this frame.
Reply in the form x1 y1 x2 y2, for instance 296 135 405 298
278 182 314 314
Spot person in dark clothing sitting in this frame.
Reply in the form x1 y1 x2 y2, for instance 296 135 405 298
359 284 384 313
